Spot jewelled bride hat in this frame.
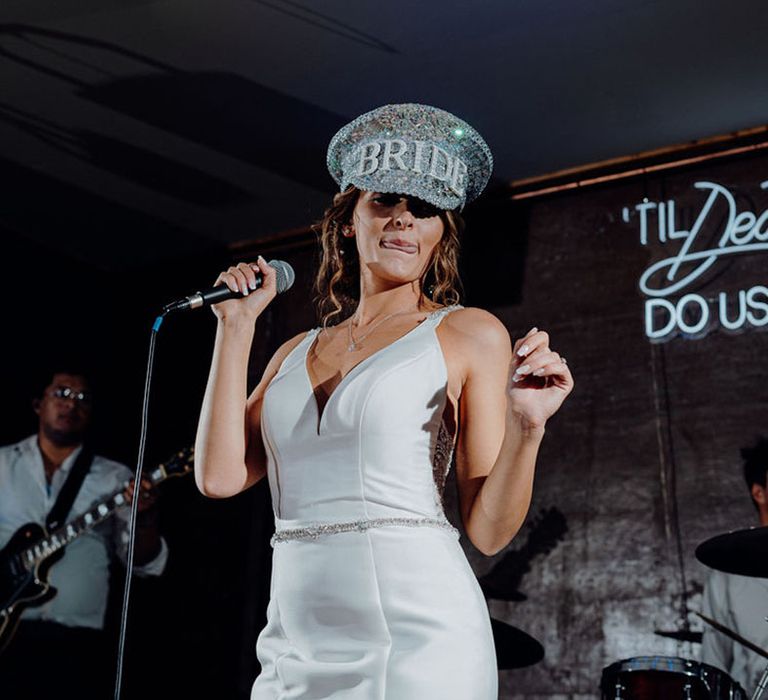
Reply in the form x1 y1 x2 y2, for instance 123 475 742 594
326 103 493 211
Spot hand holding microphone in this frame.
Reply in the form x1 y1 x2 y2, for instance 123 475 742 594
163 257 295 320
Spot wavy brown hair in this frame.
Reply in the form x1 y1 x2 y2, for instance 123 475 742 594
312 187 465 327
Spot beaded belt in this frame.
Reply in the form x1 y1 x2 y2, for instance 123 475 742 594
270 516 458 545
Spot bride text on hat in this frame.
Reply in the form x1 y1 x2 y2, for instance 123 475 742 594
356 139 468 197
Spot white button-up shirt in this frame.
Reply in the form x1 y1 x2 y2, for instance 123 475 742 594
0 435 168 630
702 568 768 694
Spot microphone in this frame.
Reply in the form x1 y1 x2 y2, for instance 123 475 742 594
163 259 295 313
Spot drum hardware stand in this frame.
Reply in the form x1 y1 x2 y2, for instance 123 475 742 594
696 613 768 700
752 666 768 700
754 617 768 700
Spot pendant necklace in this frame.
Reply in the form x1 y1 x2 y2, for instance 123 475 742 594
346 307 419 352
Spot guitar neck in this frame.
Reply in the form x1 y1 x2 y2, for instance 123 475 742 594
21 463 167 569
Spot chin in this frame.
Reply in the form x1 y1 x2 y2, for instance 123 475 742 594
45 425 85 447
376 269 422 287
374 257 423 277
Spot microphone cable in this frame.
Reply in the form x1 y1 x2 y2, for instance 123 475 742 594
111 259 293 697
113 312 166 700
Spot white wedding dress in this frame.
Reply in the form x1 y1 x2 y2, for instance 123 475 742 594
252 305 498 699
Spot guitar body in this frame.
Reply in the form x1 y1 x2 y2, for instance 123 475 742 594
0 522 62 653
0 445 193 655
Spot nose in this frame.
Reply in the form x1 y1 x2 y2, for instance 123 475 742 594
59 396 87 414
60 400 81 415
393 205 414 230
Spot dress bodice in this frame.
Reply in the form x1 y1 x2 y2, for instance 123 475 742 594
253 305 499 700
260 305 462 527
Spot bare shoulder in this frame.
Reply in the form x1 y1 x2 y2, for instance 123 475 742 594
436 307 511 387
251 329 311 396
268 329 313 371
440 306 512 357
274 330 311 361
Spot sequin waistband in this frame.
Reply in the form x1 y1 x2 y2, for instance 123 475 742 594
270 516 458 546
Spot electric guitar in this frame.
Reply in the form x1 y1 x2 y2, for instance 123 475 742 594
0 446 194 653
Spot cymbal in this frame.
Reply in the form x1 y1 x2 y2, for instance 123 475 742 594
654 629 703 643
490 618 545 669
696 526 768 578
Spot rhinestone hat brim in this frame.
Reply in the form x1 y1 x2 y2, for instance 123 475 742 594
327 103 493 211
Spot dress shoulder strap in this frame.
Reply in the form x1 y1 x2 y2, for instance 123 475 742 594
425 304 464 327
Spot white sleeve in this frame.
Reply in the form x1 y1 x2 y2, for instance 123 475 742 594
130 534 169 577
701 571 734 674
114 502 169 577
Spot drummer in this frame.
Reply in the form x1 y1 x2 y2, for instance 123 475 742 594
701 437 768 692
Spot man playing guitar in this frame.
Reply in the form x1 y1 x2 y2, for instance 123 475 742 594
0 366 168 699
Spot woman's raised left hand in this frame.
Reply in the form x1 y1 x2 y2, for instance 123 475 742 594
507 327 574 430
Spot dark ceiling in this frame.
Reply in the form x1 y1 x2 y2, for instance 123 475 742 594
2 0 767 268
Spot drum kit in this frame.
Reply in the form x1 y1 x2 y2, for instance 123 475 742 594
601 526 768 700
496 526 768 699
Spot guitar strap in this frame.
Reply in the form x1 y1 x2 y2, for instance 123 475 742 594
45 445 95 531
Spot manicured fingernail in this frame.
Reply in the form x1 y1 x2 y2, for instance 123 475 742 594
517 344 529 357
527 326 538 335
258 255 265 263
242 286 249 295
249 279 257 289
516 364 531 375
512 374 521 382
533 368 545 376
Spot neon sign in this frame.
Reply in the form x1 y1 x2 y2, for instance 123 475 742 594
623 181 768 342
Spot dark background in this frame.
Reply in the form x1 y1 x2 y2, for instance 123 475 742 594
6 148 767 699
2 2 768 698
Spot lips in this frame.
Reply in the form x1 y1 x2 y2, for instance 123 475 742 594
380 238 417 254
57 413 80 426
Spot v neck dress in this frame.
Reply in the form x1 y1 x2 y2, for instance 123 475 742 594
252 305 498 699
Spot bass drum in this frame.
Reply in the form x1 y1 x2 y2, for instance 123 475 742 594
600 656 747 699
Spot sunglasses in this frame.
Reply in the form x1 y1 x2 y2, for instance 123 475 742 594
49 386 93 406
372 193 443 219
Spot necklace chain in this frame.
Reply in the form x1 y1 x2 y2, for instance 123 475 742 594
346 307 419 352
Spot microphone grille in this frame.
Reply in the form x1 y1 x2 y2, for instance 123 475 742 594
269 259 295 294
